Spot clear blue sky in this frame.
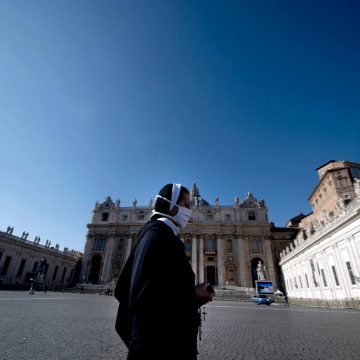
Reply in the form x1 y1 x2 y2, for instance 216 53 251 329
1 1 359 252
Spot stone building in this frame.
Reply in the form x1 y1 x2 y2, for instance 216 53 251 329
280 160 360 304
81 183 297 290
0 227 82 289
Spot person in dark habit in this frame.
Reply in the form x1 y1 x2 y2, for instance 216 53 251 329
115 183 215 360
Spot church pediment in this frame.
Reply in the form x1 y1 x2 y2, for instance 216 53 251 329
239 192 265 208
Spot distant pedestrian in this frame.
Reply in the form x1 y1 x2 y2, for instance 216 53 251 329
44 282 49 294
29 285 35 295
284 294 289 307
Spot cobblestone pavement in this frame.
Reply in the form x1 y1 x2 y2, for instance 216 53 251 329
1 291 360 360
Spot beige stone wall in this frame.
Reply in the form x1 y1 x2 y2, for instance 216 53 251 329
83 193 296 289
0 231 81 287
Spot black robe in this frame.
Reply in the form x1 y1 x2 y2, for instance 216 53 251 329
115 219 200 360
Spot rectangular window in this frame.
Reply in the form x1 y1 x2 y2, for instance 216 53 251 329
248 211 256 220
61 267 67 282
205 239 216 252
16 259 26 277
122 215 128 221
250 240 260 253
332 265 340 286
94 238 105 251
185 240 192 252
339 178 347 187
52 265 59 281
321 269 327 287
0 256 12 276
225 214 231 221
309 259 315 272
101 212 109 221
32 262 39 272
346 261 356 285
312 272 318 287
44 264 49 279
305 273 309 288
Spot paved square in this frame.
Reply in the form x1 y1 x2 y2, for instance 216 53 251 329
1 291 359 360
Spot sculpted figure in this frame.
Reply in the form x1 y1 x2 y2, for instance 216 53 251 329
257 261 265 280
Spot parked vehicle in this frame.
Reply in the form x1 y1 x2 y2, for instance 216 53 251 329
252 294 274 306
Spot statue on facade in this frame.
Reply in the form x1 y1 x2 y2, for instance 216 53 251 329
234 196 239 207
55 244 59 250
38 258 47 274
257 261 266 280
115 199 121 207
354 178 360 197
24 232 29 240
133 199 137 207
6 226 11 233
9 227 14 234
148 198 153 208
214 197 219 207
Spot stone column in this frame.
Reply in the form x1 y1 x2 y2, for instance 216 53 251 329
125 236 133 260
263 235 276 283
80 234 94 282
191 234 197 278
7 251 21 284
199 235 204 283
100 235 115 283
216 235 224 286
237 236 247 287
349 236 360 275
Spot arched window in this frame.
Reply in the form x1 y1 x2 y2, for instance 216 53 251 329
227 239 233 251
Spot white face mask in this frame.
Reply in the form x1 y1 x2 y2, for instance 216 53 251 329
155 195 192 229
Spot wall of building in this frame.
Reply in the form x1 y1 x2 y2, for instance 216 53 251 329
0 231 82 289
280 182 360 301
81 190 296 290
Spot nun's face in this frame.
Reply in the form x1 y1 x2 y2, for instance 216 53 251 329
170 192 191 216
178 192 191 209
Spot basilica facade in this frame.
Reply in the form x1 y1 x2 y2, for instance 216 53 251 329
81 184 298 291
